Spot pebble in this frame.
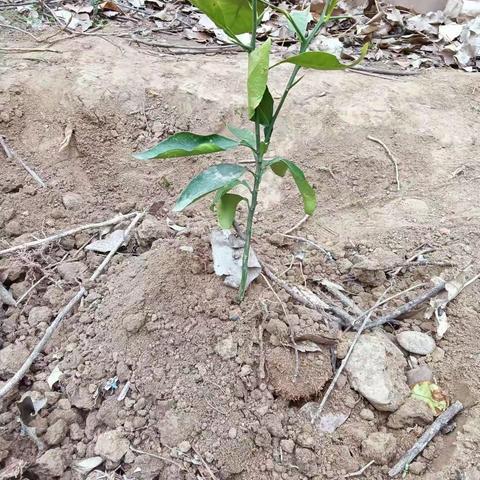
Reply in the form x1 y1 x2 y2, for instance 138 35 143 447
280 439 295 454
406 364 433 387
94 430 130 462
44 419 68 446
396 331 436 355
62 192 84 210
178 441 191 453
361 432 397 465
359 408 375 421
387 398 434 429
122 312 146 333
0 343 29 376
215 336 237 360
35 448 66 477
28 306 53 326
228 427 237 439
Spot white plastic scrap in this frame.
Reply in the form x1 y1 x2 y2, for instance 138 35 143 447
210 230 261 289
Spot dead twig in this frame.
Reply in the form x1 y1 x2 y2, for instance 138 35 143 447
130 36 241 53
367 135 401 191
352 66 418 76
318 279 363 317
192 446 219 480
284 214 310 235
279 233 333 259
310 287 392 424
0 212 144 400
345 460 375 478
130 447 186 471
388 401 464 477
0 47 61 53
0 22 41 42
0 136 47 188
0 212 138 256
365 280 446 329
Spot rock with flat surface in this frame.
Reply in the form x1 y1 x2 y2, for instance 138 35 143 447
35 448 66 477
28 306 53 326
44 419 68 446
396 331 436 355
345 331 409 412
387 398 434 429
0 343 29 377
94 430 129 462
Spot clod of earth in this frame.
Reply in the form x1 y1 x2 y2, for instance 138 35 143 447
266 346 332 400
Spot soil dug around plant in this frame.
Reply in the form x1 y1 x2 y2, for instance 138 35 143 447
1 30 480 480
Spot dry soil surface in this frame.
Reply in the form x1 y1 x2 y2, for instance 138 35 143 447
0 29 480 480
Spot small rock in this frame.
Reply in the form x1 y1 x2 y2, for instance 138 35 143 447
430 347 445 363
295 447 318 476
387 398 434 429
351 255 388 287
0 343 29 377
62 192 84 210
345 331 409 412
70 423 83 441
409 461 427 475
122 312 146 333
28 306 53 327
131 454 165 480
95 430 129 462
215 336 237 360
396 331 436 355
280 439 295 454
158 411 195 446
177 441 191 453
136 215 169 248
264 414 284 438
67 385 95 411
44 419 68 446
337 258 353 274
269 233 287 246
265 318 289 340
359 408 375 421
228 427 237 439
57 262 86 283
5 220 23 237
406 365 433 387
361 432 397 465
35 448 66 477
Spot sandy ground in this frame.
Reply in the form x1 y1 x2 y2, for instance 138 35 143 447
1 28 480 480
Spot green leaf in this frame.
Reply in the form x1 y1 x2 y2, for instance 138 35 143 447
228 126 256 150
287 9 312 38
211 178 243 209
189 0 264 35
248 38 272 120
273 43 369 70
256 87 274 127
268 158 316 215
411 382 448 416
325 0 339 19
216 193 246 229
174 164 246 212
134 133 238 160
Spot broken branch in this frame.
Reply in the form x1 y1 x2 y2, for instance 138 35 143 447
367 135 401 191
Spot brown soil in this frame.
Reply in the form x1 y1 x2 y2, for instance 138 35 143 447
1 27 480 480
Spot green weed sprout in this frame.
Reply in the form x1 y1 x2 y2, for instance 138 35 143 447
134 0 367 302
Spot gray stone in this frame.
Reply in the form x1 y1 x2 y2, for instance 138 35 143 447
264 414 284 438
57 261 86 282
280 439 295 454
44 419 68 446
0 343 29 377
396 331 436 355
361 432 397 465
215 336 237 360
345 331 409 412
177 441 191 453
158 411 195 446
387 398 434 429
35 448 66 477
295 447 319 476
406 364 433 387
94 430 129 462
62 192 84 210
359 408 375 421
28 306 53 327
265 318 289 340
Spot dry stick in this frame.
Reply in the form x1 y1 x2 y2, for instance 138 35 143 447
0 136 46 188
0 211 137 256
130 37 241 53
284 214 310 235
347 69 400 81
365 280 446 329
279 233 333 258
352 66 418 76
388 401 464 477
0 22 41 41
345 460 375 478
367 135 401 191
0 212 144 400
192 446 219 480
319 279 364 317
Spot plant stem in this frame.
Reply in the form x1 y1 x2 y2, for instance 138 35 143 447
238 0 261 302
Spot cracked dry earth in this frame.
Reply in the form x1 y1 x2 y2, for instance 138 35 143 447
0 28 480 480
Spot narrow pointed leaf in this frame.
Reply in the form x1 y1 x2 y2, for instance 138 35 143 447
273 43 369 70
228 126 256 150
189 0 264 35
248 39 272 119
211 178 242 209
216 193 246 229
287 10 312 38
134 133 238 160
268 158 316 215
257 87 274 127
174 164 246 212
